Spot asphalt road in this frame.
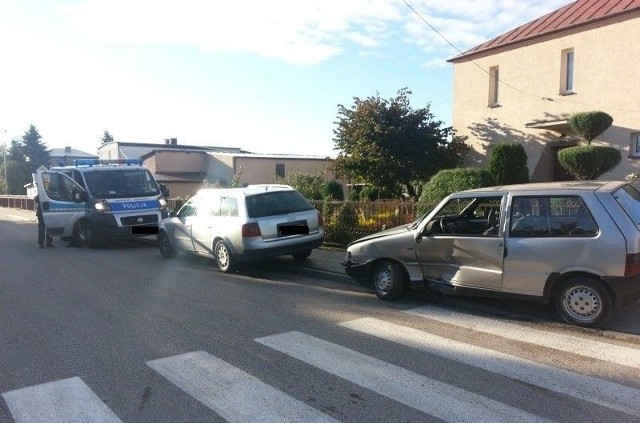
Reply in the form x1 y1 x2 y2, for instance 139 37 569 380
1 208 640 423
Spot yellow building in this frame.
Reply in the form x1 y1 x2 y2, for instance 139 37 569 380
449 0 640 181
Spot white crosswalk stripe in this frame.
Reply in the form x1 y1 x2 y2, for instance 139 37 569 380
1 377 122 423
406 305 640 369
146 350 340 423
255 331 556 423
339 317 640 418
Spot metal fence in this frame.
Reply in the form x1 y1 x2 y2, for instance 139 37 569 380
2 195 423 248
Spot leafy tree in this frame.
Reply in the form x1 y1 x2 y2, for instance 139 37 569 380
333 88 468 200
559 111 619 180
276 172 325 200
101 130 114 145
417 168 495 213
4 125 50 194
8 138 25 162
568 111 613 145
488 143 529 185
322 180 344 201
558 146 621 180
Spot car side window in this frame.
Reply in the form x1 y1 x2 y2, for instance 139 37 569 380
196 195 220 217
510 195 598 237
220 196 238 217
431 196 502 236
177 198 198 218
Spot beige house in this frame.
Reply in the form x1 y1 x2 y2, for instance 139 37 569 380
97 139 341 198
449 0 640 181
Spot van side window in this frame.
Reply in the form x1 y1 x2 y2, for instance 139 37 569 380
510 196 598 237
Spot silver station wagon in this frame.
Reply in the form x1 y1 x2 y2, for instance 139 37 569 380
343 181 640 326
158 185 324 272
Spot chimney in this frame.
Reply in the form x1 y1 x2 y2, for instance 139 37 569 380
164 138 178 146
64 146 72 153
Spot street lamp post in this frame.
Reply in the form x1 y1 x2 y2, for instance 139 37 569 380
2 130 7 195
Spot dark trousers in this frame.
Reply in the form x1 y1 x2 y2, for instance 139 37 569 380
37 214 52 246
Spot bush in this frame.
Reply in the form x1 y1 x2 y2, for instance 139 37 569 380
323 180 344 200
488 143 529 185
569 111 613 144
557 145 621 180
360 185 394 201
418 168 495 213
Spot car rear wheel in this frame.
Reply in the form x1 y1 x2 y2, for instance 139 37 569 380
372 260 404 301
214 240 235 273
555 277 612 327
158 231 175 258
292 250 312 260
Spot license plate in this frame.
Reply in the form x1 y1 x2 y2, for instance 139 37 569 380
278 221 309 236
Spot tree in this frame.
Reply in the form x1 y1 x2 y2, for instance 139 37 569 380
332 88 468 200
488 143 529 185
21 125 49 174
101 130 114 145
559 111 619 180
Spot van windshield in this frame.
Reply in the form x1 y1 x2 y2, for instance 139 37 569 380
613 184 640 227
246 191 314 218
84 169 160 199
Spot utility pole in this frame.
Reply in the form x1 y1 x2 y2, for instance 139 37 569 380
2 129 7 195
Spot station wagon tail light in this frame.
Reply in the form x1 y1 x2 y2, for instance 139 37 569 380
625 253 640 277
242 222 262 238
317 210 323 227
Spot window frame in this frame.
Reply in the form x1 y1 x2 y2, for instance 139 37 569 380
560 48 575 95
488 66 500 107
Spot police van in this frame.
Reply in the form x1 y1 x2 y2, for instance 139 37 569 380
33 159 168 247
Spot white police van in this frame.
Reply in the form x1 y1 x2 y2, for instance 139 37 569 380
33 159 168 247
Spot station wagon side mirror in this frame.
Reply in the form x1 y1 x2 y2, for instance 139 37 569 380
168 210 176 218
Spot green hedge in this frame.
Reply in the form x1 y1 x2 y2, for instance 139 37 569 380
488 143 529 185
417 168 495 213
557 145 621 180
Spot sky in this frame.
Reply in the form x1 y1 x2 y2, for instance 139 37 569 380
0 0 569 158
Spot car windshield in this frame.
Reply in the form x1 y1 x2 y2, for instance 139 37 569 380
246 191 314 218
84 169 160 199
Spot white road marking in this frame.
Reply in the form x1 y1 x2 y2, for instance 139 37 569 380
147 350 339 423
339 317 640 417
406 306 640 369
2 377 122 423
256 331 556 423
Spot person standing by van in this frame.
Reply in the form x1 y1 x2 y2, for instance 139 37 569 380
34 195 53 248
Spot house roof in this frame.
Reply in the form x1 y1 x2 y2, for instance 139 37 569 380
449 0 640 62
101 141 247 160
48 147 98 158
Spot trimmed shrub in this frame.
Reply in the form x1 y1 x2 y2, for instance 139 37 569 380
360 185 394 201
323 180 344 200
488 143 529 185
557 145 621 180
568 111 613 144
417 168 495 214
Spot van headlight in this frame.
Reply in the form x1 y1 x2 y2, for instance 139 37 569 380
158 198 168 210
94 199 111 212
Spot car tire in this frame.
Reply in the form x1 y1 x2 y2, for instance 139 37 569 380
292 250 312 260
158 231 175 258
372 260 405 301
214 240 235 273
555 277 612 327
84 223 103 249
70 220 86 247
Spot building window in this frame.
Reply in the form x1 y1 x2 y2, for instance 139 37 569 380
630 133 640 158
275 163 285 178
488 66 500 107
560 48 574 94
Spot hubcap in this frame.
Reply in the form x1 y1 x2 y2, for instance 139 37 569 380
375 269 392 293
217 245 229 267
563 285 601 322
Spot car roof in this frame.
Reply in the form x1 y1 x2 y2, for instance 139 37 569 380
196 184 295 197
455 180 628 195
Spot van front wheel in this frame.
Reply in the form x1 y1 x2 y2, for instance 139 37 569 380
555 277 612 327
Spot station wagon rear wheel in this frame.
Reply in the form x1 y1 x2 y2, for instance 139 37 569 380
292 250 312 260
372 260 404 301
555 277 612 327
214 240 235 273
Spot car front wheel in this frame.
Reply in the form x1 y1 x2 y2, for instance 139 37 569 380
158 231 175 258
372 260 404 301
214 240 235 273
555 277 612 327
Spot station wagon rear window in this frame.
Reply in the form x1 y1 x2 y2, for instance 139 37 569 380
246 191 314 218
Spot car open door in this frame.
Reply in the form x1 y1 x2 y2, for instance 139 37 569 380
33 168 88 239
